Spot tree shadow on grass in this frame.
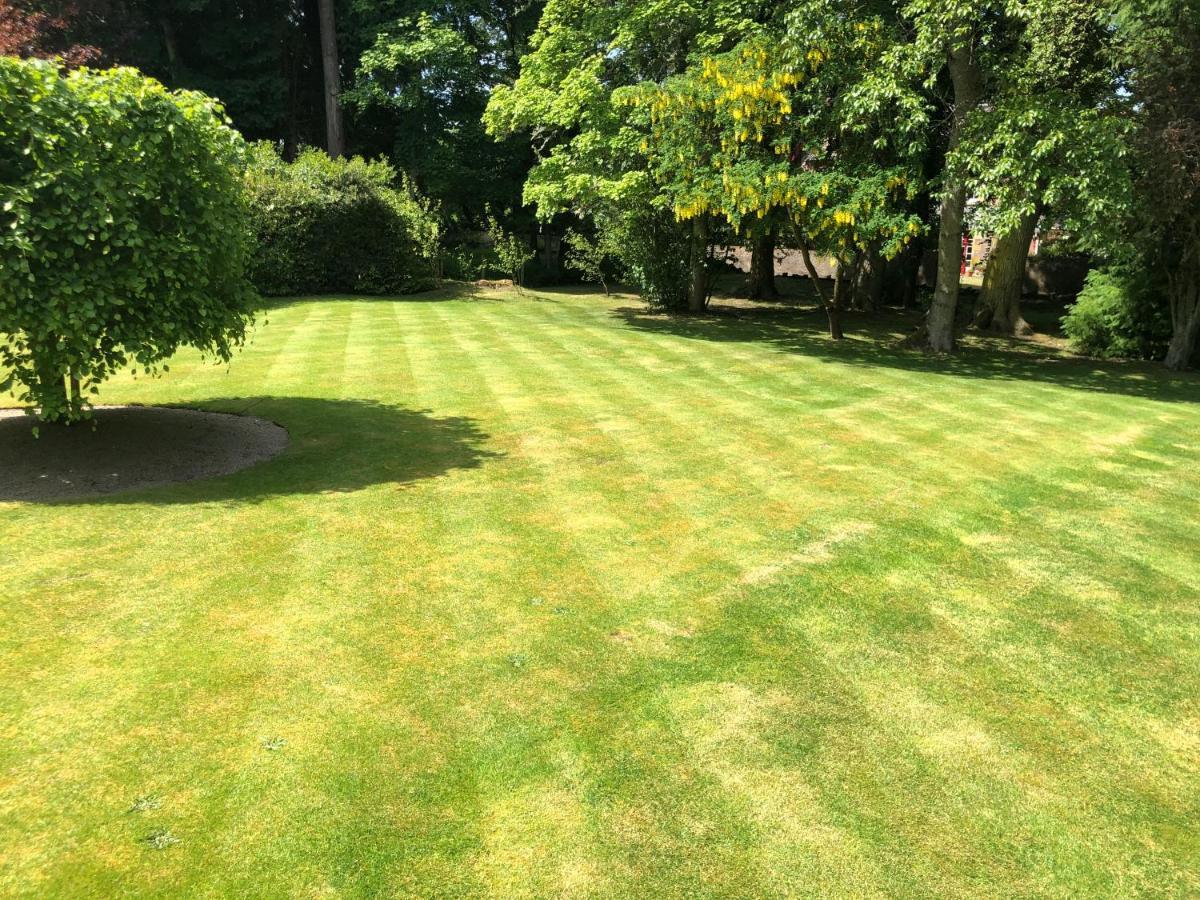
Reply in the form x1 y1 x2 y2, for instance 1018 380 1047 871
1 397 500 506
612 304 1200 405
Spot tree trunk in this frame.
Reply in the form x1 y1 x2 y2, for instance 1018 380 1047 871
1164 266 1200 371
34 359 68 423
975 209 1038 335
688 216 709 313
853 245 883 311
883 242 919 309
926 44 984 352
317 0 345 158
799 242 842 339
825 301 844 340
831 261 848 339
747 229 778 299
159 17 181 83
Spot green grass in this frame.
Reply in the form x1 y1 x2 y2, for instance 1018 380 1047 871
2 287 1199 897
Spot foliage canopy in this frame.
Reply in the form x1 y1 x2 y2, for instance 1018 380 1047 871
245 143 441 296
0 57 256 423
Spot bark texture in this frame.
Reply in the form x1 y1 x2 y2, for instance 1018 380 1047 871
800 243 842 339
317 0 345 158
927 45 984 352
852 246 883 311
747 230 778 300
975 210 1039 335
1164 249 1200 370
688 216 709 313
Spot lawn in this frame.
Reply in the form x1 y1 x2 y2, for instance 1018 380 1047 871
1 287 1198 897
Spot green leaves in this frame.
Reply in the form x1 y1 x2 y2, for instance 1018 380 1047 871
0 59 257 423
243 144 441 296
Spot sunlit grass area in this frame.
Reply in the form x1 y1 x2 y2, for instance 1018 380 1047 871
2 287 1198 896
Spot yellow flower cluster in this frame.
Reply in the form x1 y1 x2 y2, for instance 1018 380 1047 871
700 56 798 128
674 198 711 221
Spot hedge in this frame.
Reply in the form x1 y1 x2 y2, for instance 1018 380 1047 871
246 144 440 296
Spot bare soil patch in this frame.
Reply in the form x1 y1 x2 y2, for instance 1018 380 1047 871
0 406 288 502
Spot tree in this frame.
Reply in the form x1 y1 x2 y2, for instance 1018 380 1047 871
345 0 541 222
850 0 996 352
0 59 256 423
975 212 1040 334
563 227 618 294
1114 0 1200 370
486 210 535 289
0 0 100 64
746 225 779 300
484 0 773 310
5 0 332 152
629 13 924 336
317 0 345 156
962 0 1127 335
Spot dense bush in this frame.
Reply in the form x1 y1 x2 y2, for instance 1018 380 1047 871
0 59 255 424
1062 269 1171 360
600 206 692 309
245 144 441 296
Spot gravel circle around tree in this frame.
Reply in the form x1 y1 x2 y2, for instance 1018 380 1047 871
0 406 289 502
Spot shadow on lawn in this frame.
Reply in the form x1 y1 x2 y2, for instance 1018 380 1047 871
613 304 1200 405
8 396 499 506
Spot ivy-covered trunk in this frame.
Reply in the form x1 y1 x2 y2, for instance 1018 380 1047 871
747 229 778 300
975 210 1039 335
1164 251 1200 371
927 45 983 352
688 215 709 313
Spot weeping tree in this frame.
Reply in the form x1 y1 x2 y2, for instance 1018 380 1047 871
0 59 256 424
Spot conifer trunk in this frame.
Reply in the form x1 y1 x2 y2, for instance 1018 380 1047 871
317 0 345 158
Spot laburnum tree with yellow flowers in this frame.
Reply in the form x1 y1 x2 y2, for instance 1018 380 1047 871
626 19 923 336
484 0 776 309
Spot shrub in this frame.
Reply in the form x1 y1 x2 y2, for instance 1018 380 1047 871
1062 269 1171 360
484 211 536 290
0 59 256 424
245 144 441 296
601 206 691 309
563 228 620 294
